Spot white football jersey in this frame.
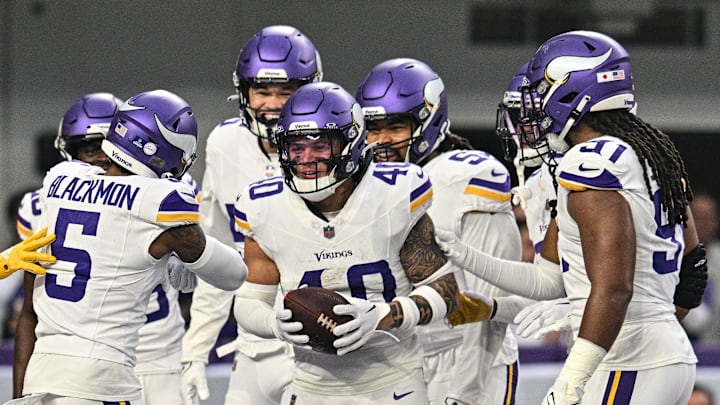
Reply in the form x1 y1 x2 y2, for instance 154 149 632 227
421 149 518 355
200 118 281 251
556 135 696 370
234 161 433 394
16 168 198 371
31 161 199 367
183 118 286 365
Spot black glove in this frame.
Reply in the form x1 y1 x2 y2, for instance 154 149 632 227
674 243 708 309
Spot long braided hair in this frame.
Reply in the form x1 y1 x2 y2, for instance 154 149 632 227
437 132 474 153
583 110 692 226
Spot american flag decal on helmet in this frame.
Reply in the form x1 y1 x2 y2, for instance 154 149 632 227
323 225 335 239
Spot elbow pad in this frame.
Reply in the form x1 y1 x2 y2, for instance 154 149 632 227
674 243 708 309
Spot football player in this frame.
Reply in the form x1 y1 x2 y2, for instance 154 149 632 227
233 82 460 404
356 58 531 405
180 25 322 405
12 92 200 404
12 89 246 404
437 31 703 404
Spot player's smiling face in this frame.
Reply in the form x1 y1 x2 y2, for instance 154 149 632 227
76 140 110 170
366 116 413 162
287 133 341 179
248 82 300 123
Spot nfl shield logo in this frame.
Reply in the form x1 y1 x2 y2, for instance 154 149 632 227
323 225 335 239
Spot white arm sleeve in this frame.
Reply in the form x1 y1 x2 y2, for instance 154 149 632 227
493 295 539 323
471 254 565 300
233 282 280 339
184 236 247 291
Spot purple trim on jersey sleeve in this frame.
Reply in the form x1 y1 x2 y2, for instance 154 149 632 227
158 190 200 214
234 209 251 232
17 214 32 231
558 169 622 190
468 176 511 193
411 178 432 201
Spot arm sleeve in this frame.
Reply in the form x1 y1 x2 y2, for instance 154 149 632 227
183 236 247 291
233 282 279 339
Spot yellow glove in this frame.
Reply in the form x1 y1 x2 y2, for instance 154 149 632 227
447 291 495 327
0 227 56 279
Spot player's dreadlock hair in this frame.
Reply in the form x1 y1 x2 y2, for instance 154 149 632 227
583 109 692 226
436 132 474 153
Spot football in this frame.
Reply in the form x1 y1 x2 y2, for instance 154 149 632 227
283 287 354 354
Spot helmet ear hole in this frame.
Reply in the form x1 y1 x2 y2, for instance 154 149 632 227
558 92 578 104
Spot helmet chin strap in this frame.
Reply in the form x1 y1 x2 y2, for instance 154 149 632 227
546 94 592 152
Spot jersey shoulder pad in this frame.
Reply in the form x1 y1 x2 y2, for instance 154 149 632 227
557 136 639 192
16 190 41 239
233 175 287 236
139 178 200 227
432 150 512 205
366 161 433 216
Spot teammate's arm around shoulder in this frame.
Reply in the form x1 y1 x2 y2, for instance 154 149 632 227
380 214 460 330
150 224 247 291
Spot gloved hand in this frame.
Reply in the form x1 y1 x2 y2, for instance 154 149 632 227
332 297 391 356
541 378 582 405
435 229 477 271
272 308 311 347
514 298 571 339
541 337 606 405
447 291 495 327
181 361 209 405
1 227 56 279
167 253 197 293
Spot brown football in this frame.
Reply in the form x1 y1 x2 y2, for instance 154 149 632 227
283 287 354 354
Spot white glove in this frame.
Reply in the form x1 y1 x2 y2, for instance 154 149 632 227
273 308 311 347
541 379 582 405
332 297 391 356
435 229 475 271
514 298 571 339
167 253 197 293
181 361 209 405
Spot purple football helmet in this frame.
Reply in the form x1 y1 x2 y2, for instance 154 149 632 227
356 58 449 164
102 89 198 179
233 25 323 141
55 92 123 161
520 30 635 152
276 82 366 201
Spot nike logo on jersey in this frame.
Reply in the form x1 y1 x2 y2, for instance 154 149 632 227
490 168 505 177
578 163 598 172
393 391 414 400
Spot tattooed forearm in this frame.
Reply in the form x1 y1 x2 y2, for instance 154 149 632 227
400 214 447 283
408 273 460 324
166 224 206 262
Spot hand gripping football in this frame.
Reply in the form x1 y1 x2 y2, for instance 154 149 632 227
283 287 354 354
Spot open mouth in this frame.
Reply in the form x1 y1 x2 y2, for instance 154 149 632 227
373 148 400 162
